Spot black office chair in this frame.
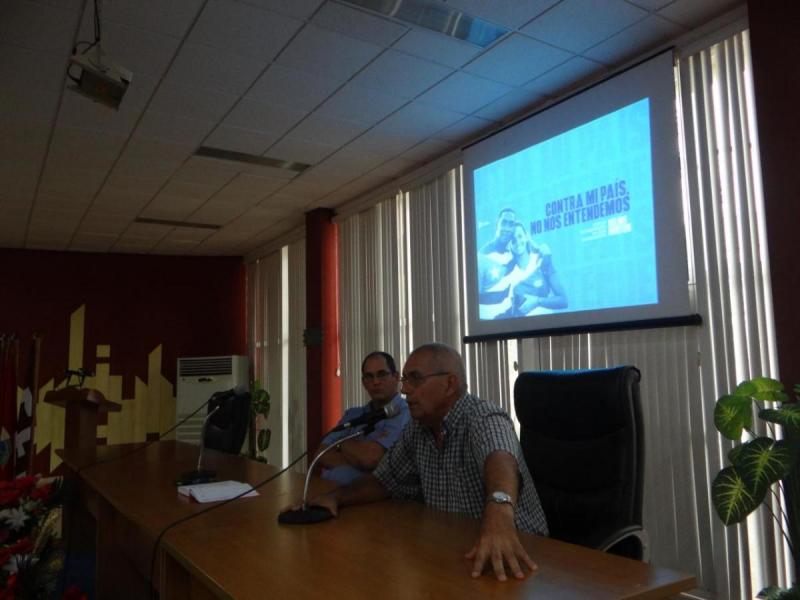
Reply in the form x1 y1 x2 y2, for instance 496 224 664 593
204 388 252 455
514 366 647 560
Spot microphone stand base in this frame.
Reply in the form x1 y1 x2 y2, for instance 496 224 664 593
278 506 334 525
174 469 216 486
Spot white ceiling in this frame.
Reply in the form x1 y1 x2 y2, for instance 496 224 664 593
0 0 742 256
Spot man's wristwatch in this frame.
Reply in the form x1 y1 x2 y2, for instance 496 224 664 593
488 491 515 507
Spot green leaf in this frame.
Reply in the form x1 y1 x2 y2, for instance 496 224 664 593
728 444 744 464
715 394 753 440
712 466 759 525
758 586 800 600
735 377 787 403
731 437 793 498
257 428 271 452
759 404 800 433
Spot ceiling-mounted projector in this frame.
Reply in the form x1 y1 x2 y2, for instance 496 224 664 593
68 45 132 110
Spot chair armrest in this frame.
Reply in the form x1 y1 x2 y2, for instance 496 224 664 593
580 524 649 562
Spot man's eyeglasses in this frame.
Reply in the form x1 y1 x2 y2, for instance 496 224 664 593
361 370 393 383
400 371 450 387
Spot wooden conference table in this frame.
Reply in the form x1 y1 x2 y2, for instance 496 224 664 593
60 441 695 600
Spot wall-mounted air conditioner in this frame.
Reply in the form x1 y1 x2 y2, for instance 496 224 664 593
176 355 249 445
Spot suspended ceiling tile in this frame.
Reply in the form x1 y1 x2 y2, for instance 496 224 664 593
0 160 41 202
524 56 607 96
344 125 426 157
190 200 250 226
277 178 333 202
522 0 648 54
151 238 202 254
169 225 215 242
82 20 183 79
39 166 107 200
295 165 357 189
267 136 338 166
315 83 408 127
368 155 420 179
142 198 206 223
94 186 153 215
57 91 142 137
379 101 466 136
0 87 60 122
165 42 270 95
351 49 453 99
464 33 573 86
584 15 684 65
628 0 675 9
100 0 204 39
158 179 221 202
401 138 454 163
70 231 117 253
33 194 91 215
275 24 384 82
47 127 128 172
311 2 408 46
25 236 70 251
135 109 216 146
417 71 513 115
0 45 70 93
80 209 135 233
148 82 240 123
0 120 50 164
657 0 740 28
237 0 324 21
432 115 495 143
223 99 307 137
247 64 342 113
473 88 547 121
103 173 165 197
290 113 369 148
391 28 482 69
188 0 303 61
221 173 288 197
323 145 390 174
111 236 160 253
172 157 239 187
0 1 79 55
204 125 280 156
444 0 560 29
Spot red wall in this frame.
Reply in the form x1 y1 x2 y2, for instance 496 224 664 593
748 2 800 388
0 249 246 396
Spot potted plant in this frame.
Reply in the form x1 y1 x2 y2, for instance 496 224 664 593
713 377 800 599
248 380 271 462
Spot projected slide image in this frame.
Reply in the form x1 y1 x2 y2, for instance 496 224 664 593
474 98 657 321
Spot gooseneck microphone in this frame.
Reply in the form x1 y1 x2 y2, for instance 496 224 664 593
278 403 401 525
331 403 401 432
175 405 221 486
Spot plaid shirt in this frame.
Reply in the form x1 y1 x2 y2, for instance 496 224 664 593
373 393 548 536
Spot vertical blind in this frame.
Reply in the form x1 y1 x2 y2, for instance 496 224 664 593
250 25 779 600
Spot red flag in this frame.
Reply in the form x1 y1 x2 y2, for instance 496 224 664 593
15 336 40 477
0 336 18 481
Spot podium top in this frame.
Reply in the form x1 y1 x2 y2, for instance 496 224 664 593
43 387 122 412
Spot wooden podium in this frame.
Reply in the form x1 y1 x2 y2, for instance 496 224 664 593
44 387 121 450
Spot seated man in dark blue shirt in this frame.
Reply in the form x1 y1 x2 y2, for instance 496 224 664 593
315 351 410 486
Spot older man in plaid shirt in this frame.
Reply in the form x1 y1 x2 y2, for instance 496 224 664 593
300 342 547 582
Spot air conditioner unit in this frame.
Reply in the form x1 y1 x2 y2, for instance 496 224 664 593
176 355 249 445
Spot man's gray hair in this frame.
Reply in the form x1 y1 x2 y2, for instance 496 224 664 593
411 343 468 395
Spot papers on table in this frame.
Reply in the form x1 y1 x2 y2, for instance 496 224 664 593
177 480 258 503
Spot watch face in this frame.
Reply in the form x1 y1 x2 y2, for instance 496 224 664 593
491 491 513 504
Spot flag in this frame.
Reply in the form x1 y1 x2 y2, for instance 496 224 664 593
0 336 18 481
15 335 40 477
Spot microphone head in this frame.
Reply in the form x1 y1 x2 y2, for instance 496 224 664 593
383 403 401 419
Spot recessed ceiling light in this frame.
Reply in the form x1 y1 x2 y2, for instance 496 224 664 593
340 0 509 48
134 217 221 230
194 146 311 174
